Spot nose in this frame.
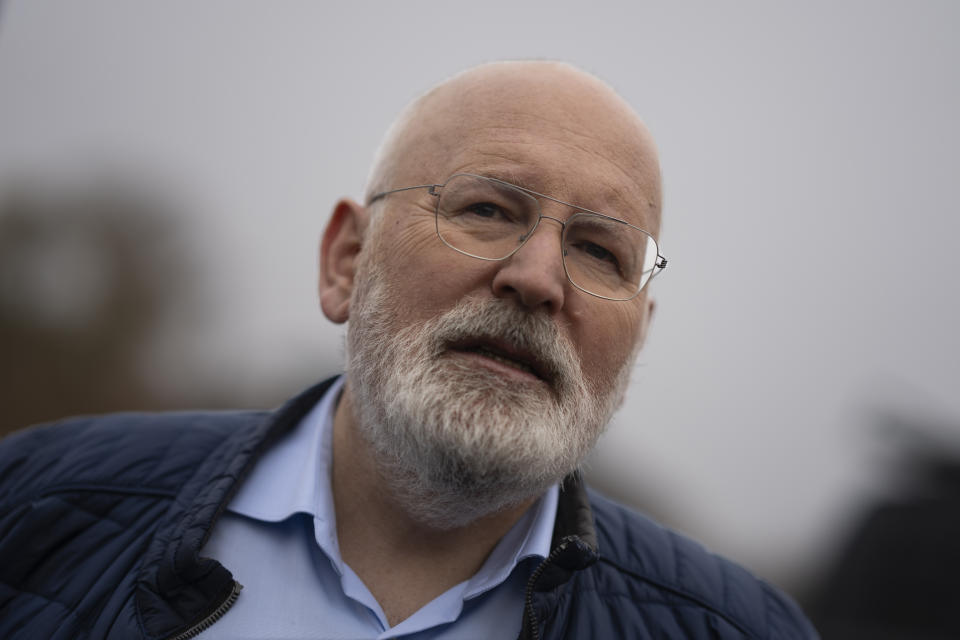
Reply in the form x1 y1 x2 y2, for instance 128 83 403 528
490 216 567 314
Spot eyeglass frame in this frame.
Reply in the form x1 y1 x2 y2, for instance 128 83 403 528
367 172 668 301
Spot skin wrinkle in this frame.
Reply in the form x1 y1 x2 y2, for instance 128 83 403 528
464 117 633 158
453 162 659 238
453 133 650 189
452 105 655 178
441 141 660 231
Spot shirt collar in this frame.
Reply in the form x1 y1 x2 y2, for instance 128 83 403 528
226 374 557 594
225 376 344 521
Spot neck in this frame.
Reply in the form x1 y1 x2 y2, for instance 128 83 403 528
330 381 536 626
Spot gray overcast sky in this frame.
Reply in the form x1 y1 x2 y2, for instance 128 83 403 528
1 0 958 589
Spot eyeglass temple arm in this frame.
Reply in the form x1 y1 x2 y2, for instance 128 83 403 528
367 184 440 205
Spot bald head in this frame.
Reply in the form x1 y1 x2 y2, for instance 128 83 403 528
365 61 662 235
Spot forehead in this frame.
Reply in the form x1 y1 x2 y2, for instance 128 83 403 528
393 72 661 233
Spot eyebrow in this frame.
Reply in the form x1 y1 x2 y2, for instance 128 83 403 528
458 168 656 229
467 169 606 215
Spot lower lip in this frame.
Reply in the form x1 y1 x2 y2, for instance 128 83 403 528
448 349 545 384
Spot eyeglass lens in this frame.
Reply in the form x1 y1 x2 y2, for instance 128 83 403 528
435 174 659 300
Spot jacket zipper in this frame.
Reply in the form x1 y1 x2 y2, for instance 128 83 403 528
521 541 569 640
164 581 243 640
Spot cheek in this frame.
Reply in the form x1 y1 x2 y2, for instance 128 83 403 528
378 221 493 321
573 306 645 381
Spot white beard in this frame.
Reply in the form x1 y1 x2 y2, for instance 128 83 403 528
345 256 634 530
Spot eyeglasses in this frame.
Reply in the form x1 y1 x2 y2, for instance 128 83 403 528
368 173 667 301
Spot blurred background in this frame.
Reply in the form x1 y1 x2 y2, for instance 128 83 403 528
1 1 958 636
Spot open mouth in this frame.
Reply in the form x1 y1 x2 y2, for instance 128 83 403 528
446 337 553 384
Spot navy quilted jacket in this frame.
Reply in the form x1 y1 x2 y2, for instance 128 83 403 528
0 379 817 639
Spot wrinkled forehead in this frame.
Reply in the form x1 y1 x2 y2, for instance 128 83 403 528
386 67 661 232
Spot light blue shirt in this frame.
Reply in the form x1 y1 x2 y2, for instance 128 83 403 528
200 377 558 639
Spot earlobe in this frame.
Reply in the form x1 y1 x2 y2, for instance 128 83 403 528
319 198 368 324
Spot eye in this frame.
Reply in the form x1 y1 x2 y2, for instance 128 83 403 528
464 201 508 219
574 240 620 267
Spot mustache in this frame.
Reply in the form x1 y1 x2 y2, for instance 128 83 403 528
426 297 579 389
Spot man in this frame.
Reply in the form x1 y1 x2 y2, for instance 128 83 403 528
0 62 817 638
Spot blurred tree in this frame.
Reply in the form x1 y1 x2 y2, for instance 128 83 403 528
0 181 192 434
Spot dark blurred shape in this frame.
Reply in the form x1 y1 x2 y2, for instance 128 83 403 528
811 417 960 639
0 180 191 435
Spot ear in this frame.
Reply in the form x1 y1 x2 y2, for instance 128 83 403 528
319 198 369 324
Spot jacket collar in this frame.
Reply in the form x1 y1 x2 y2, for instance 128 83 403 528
134 378 599 638
136 378 336 639
518 473 599 640
532 472 599 592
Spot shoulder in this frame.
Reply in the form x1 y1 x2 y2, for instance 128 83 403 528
0 409 269 506
579 489 818 639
